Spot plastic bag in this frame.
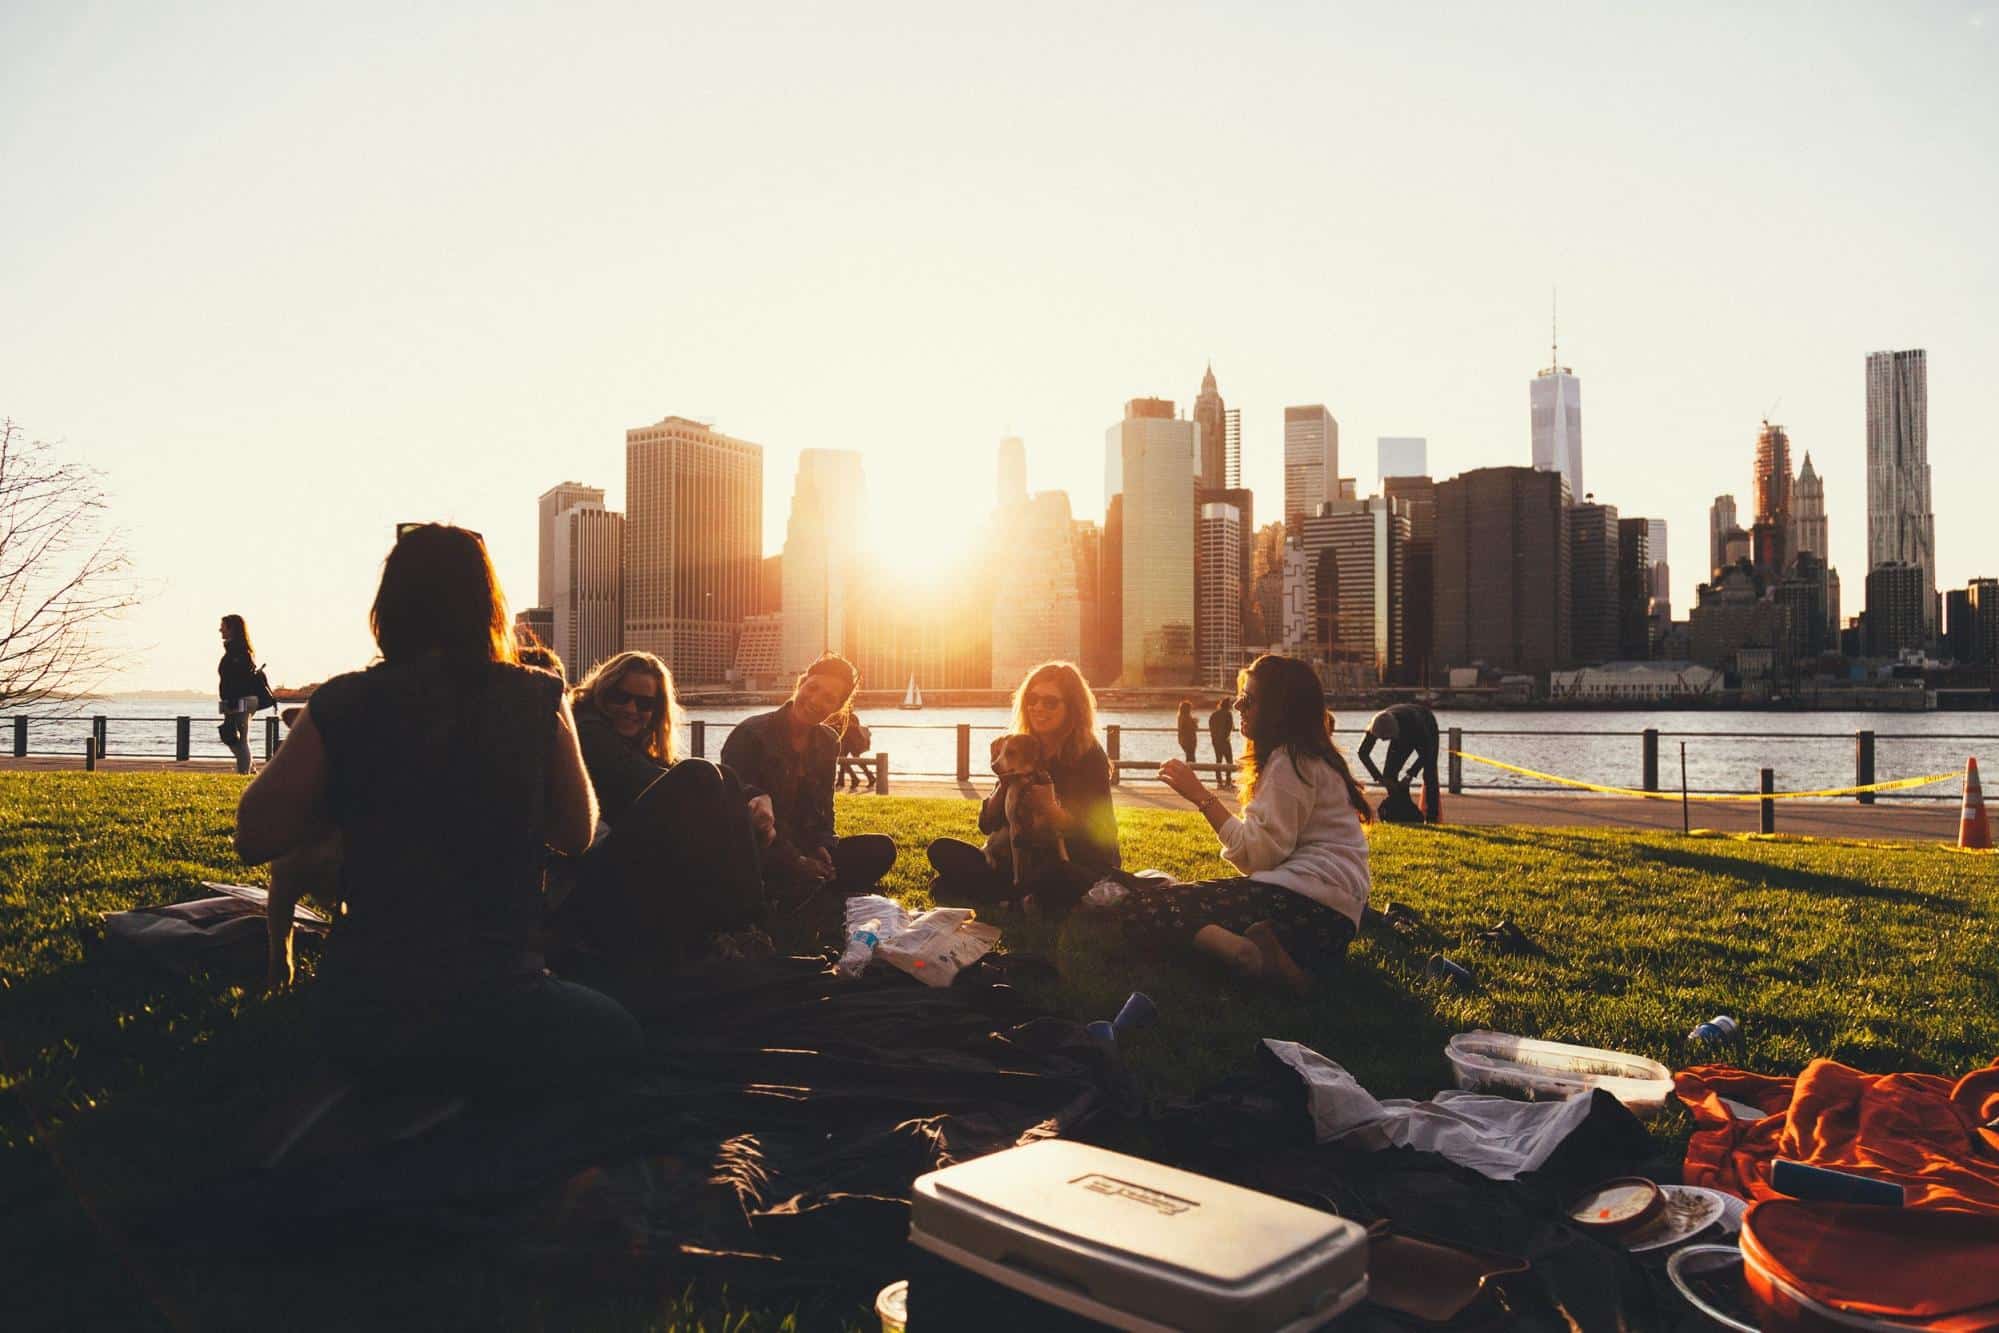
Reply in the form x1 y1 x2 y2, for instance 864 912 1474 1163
875 908 1002 988
1083 879 1129 909
836 894 910 977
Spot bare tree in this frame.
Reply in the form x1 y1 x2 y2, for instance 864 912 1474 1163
0 419 141 709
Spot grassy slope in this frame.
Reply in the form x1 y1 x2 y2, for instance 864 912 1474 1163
2 775 1995 1330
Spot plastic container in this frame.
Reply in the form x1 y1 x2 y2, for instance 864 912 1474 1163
875 1279 907 1333
910 1139 1369 1332
1444 1030 1675 1118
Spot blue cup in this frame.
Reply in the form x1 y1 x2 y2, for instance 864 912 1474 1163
1113 991 1157 1033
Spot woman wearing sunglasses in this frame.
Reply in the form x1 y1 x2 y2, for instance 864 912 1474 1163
561 650 768 971
926 660 1121 913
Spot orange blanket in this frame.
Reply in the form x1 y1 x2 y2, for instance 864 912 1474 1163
1676 1059 1999 1212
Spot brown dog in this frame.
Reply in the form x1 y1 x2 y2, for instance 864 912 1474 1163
983 733 1070 888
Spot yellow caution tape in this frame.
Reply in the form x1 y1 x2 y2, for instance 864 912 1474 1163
1450 750 1958 803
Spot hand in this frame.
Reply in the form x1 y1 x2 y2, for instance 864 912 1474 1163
265 934 294 993
1158 758 1209 807
747 795 776 847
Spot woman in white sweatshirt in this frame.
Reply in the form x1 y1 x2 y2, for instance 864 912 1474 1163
1134 653 1374 992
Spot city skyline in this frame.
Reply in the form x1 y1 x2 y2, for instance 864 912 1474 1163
6 4 1994 689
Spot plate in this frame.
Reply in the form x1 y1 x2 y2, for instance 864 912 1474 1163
1622 1185 1729 1253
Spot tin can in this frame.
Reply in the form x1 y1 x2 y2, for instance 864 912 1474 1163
1425 954 1473 986
1686 1014 1739 1046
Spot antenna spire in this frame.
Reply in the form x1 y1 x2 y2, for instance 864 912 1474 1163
1550 287 1559 368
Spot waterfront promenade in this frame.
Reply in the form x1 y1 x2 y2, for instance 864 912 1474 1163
2 753 1964 841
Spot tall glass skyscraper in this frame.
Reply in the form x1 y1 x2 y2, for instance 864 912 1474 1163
1866 349 1936 632
780 449 865 673
1106 398 1196 685
1531 345 1582 503
1283 404 1338 530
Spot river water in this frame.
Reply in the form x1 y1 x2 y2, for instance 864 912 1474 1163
27 699 1988 800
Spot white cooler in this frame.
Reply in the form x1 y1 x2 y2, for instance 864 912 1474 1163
908 1140 1369 1332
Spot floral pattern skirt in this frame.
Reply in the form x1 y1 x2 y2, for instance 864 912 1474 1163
1113 877 1356 970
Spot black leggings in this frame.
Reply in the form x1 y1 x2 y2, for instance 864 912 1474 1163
1112 876 1357 972
926 836 1120 916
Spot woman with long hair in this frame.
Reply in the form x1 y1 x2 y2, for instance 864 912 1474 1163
719 653 896 939
235 524 640 1096
926 660 1121 913
217 614 262 775
559 648 768 971
1176 699 1198 765
1120 653 1373 993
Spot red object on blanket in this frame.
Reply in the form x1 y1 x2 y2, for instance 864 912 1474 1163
1675 1059 1999 1213
1740 1200 1999 1330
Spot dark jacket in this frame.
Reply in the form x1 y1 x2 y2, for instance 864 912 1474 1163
978 739 1121 872
1208 705 1233 742
218 648 259 705
574 707 670 829
719 702 841 860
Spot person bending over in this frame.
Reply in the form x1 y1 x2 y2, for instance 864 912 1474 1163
719 654 895 939
1358 701 1441 823
1122 653 1373 993
927 660 1121 915
561 650 769 972
237 524 641 1098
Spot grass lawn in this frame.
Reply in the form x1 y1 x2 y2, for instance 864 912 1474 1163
3 773 1995 1330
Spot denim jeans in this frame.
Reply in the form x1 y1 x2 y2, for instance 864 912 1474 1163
223 697 258 774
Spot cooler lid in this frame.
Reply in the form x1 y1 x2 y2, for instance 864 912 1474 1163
1742 1200 1999 1325
913 1140 1354 1287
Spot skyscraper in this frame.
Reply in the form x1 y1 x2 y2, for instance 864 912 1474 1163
552 502 624 682
996 436 1026 509
1866 349 1936 632
1569 501 1621 665
780 449 865 673
1283 405 1339 530
1433 467 1571 676
1617 517 1652 660
1106 398 1196 685
1377 437 1428 483
537 481 605 608
623 416 762 686
1864 562 1927 657
1223 408 1242 490
1645 518 1670 608
1791 452 1827 559
1753 420 1792 577
991 491 1083 687
1192 365 1227 491
1296 497 1409 681
1073 519 1103 681
1196 502 1243 687
1530 329 1582 502
1709 495 1738 578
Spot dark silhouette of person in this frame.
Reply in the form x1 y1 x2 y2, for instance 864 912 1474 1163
1208 697 1235 787
1358 702 1442 823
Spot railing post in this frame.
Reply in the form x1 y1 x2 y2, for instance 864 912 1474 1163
874 751 889 796
1106 724 1121 786
175 716 191 762
92 715 107 757
1447 726 1463 795
1642 729 1659 792
84 736 96 771
1855 730 1875 806
1760 768 1776 835
690 719 706 758
12 716 25 758
264 715 279 758
956 723 971 783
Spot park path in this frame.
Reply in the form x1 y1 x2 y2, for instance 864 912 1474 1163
6 755 1960 843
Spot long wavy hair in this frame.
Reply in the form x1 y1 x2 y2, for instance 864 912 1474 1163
1237 654 1372 820
794 653 858 739
221 614 254 658
370 525 515 671
573 650 680 764
1007 661 1103 771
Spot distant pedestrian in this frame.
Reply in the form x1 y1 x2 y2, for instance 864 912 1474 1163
217 614 268 775
1358 702 1441 823
1177 699 1199 765
1209 697 1235 787
838 711 874 790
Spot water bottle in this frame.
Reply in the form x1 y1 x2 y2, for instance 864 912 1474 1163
1686 1014 1739 1047
1425 954 1473 987
836 926 882 978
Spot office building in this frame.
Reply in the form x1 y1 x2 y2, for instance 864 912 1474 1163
844 562 991 693
1283 405 1339 529
1645 517 1670 614
1377 437 1428 485
1383 475 1438 543
1531 336 1582 502
552 502 625 682
996 435 1026 509
1099 495 1124 685
1223 408 1242 489
1775 550 1835 661
1570 501 1621 665
1278 545 1310 654
1106 398 1196 684
1709 495 1738 578
1073 520 1103 682
732 613 784 689
1433 467 1571 677
514 606 553 653
1196 502 1244 687
991 490 1083 687
1193 365 1227 491
1864 562 1927 657
1866 349 1937 632
537 482 605 608
1197 483 1255 663
1295 497 1409 681
1791 453 1827 560
1617 518 1652 661
780 449 866 673
1947 578 1998 665
623 416 762 685
1753 421 1792 577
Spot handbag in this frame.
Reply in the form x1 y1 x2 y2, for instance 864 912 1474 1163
252 665 277 712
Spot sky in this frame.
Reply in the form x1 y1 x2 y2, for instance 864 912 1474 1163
3 1 1994 691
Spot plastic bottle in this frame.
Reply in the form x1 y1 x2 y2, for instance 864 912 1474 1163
1083 880 1128 909
1685 1014 1739 1047
1426 954 1473 986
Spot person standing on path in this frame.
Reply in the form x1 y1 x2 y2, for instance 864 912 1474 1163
1208 697 1235 787
1177 699 1199 765
1358 701 1442 823
218 614 264 775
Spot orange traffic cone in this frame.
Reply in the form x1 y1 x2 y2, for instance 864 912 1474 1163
1959 758 1992 851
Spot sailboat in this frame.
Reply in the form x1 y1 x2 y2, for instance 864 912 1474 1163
899 674 924 710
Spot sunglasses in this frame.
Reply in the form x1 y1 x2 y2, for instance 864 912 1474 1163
603 685 663 715
1025 692 1066 710
1233 693 1257 711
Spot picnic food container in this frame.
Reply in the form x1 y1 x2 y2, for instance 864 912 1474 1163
1444 1030 1675 1117
1737 1200 1999 1331
908 1140 1369 1331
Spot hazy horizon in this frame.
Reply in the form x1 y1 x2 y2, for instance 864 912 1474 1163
4 2 1993 691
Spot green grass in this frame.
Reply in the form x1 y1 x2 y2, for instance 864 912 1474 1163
3 774 1995 1330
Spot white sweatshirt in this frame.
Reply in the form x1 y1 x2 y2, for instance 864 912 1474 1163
1215 745 1372 925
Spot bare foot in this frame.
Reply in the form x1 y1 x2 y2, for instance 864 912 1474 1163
1246 921 1313 997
